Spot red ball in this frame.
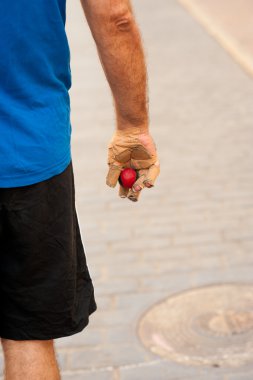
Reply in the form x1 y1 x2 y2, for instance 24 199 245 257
119 168 137 189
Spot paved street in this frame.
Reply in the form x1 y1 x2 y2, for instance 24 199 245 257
1 0 253 379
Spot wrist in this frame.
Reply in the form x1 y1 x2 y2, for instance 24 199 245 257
116 123 149 135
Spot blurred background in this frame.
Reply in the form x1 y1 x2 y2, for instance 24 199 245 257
33 0 253 379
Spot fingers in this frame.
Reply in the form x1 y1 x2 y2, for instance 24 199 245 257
118 164 158 202
107 143 131 188
127 187 141 202
124 168 147 202
143 160 160 187
118 184 129 198
132 169 148 192
106 164 123 188
128 161 160 197
118 182 142 202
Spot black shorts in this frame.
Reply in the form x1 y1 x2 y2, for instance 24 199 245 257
0 161 97 340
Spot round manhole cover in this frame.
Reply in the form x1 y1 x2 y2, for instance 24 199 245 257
137 283 253 368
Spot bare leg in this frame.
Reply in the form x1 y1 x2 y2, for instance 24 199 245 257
1 339 61 380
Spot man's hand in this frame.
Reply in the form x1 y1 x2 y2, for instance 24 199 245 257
106 127 160 201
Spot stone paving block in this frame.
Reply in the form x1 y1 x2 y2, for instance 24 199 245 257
190 242 242 256
222 267 253 282
223 227 253 241
61 370 113 380
82 242 107 256
105 325 140 345
150 211 207 225
90 305 154 328
187 253 227 271
55 350 69 372
55 327 105 349
155 254 225 273
70 343 156 370
93 296 114 311
109 237 172 253
226 374 253 380
114 292 170 311
107 261 160 277
139 274 192 293
223 253 253 269
120 360 227 380
0 354 4 378
133 223 179 236
172 231 222 246
190 268 253 287
120 362 172 380
90 228 133 243
94 250 139 263
179 219 241 234
95 278 139 296
241 240 253 253
139 245 190 260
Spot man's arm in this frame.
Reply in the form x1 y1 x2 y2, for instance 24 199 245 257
80 0 149 131
80 0 160 201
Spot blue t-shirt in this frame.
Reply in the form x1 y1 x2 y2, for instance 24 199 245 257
0 0 72 187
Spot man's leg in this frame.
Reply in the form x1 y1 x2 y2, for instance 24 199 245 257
1 339 61 380
0 162 96 379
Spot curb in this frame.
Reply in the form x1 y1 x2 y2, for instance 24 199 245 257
178 0 253 78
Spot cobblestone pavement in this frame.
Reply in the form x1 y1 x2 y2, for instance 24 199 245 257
1 0 253 379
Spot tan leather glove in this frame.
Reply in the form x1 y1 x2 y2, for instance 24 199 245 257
106 127 160 202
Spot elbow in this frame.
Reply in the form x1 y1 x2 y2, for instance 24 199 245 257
110 9 134 32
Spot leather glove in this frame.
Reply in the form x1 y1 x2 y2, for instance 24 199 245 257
106 127 160 202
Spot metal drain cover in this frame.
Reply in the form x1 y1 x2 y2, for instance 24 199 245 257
137 283 253 368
